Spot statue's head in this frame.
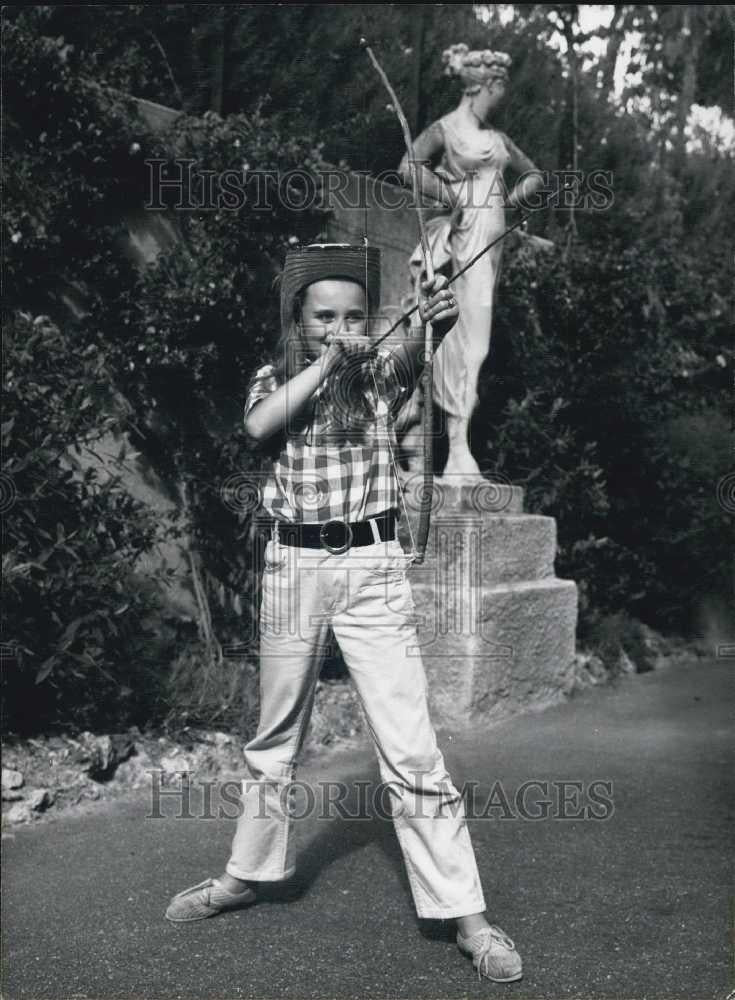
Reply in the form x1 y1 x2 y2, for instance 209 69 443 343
443 43 511 114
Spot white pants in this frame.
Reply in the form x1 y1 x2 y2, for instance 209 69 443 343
226 533 487 919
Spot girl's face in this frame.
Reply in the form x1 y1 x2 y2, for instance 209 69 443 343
299 279 368 358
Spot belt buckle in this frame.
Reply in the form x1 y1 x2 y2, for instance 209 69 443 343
319 519 353 554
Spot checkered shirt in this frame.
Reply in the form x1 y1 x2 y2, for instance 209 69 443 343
244 349 408 524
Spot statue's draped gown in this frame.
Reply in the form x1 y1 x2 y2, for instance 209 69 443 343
409 112 514 419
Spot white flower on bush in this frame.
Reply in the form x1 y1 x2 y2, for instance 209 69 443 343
11 232 21 244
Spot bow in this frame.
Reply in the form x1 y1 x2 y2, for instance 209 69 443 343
362 38 435 565
360 42 574 564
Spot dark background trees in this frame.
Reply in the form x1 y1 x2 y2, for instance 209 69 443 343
2 4 732 734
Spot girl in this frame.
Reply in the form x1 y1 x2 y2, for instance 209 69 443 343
164 243 522 985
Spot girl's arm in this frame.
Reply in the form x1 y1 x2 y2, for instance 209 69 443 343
245 347 342 442
246 278 456 441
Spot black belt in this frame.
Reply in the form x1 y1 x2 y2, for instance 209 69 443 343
275 509 397 553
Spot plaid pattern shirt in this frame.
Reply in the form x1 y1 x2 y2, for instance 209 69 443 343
244 348 408 524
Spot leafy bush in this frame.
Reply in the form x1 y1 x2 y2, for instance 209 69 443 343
2 13 329 733
478 231 731 633
2 6 731 742
586 611 652 677
164 641 260 736
2 313 174 733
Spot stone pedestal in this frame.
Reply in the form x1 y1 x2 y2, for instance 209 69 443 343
399 480 578 727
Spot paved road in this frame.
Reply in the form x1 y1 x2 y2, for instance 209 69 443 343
2 656 733 1000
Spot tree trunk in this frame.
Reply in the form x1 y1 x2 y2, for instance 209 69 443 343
190 6 227 115
210 6 226 115
600 7 629 95
557 5 579 254
675 6 701 171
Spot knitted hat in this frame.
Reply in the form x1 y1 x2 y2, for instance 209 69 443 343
280 243 381 335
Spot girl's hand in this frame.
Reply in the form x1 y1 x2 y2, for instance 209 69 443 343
320 333 370 377
418 275 458 334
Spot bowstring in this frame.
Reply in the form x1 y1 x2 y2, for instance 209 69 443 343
361 143 417 562
364 238 418 564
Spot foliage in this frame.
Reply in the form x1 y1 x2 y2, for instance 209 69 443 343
586 610 658 677
482 227 731 631
2 11 328 733
90 108 330 647
1 313 173 733
1 3 732 737
164 641 260 735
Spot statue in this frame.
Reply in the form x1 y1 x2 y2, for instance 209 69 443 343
398 42 545 479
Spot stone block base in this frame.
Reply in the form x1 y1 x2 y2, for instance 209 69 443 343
397 477 579 727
